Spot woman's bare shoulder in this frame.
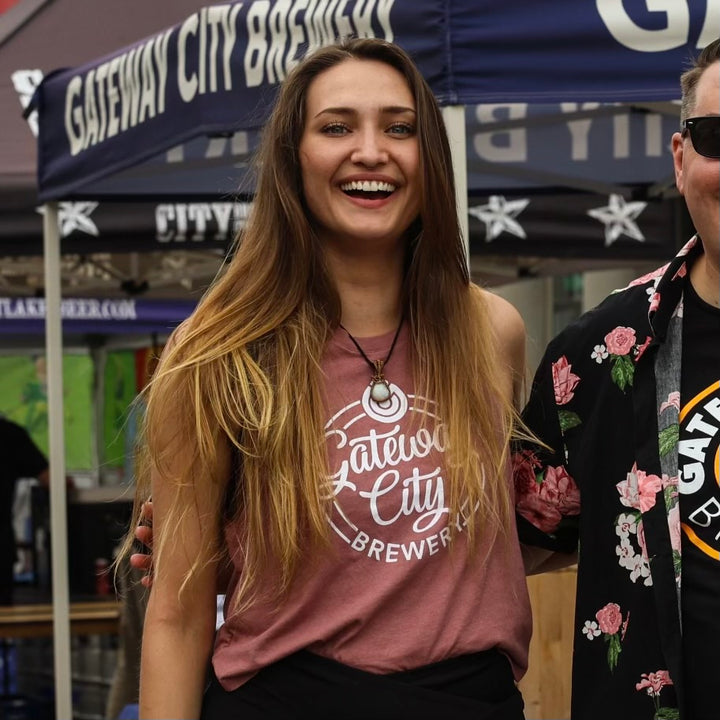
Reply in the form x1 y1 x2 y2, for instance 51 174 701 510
476 287 526 349
473 287 527 406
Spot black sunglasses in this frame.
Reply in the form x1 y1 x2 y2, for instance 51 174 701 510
682 116 720 158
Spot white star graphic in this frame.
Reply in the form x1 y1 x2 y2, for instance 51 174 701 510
469 195 530 242
36 202 100 238
12 69 44 137
587 194 647 247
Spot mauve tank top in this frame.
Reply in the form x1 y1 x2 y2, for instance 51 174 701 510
212 324 531 690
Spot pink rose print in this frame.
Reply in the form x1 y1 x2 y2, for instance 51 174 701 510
587 602 629 670
649 292 661 312
636 670 675 717
662 474 678 492
595 602 622 634
616 464 663 513
512 450 541 497
659 392 680 414
604 326 637 356
516 492 562 534
636 472 663 512
516 463 579 534
634 335 652 362
636 670 673 696
662 474 678 488
621 612 630 642
540 466 581 515
552 355 580 405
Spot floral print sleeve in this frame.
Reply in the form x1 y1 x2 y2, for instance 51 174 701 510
514 342 581 552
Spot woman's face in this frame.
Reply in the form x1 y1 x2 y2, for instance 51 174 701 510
299 58 421 255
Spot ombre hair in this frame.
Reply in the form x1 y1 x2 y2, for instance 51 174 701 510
121 38 519 611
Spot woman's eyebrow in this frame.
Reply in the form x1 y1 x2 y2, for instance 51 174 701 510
312 105 416 119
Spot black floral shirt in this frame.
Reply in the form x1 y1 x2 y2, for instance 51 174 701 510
515 238 704 720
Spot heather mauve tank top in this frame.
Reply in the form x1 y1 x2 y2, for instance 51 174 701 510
212 324 531 690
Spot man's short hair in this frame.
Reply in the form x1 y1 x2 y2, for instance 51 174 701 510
679 38 720 123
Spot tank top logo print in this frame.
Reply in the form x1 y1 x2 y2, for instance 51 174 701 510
679 380 720 560
325 383 470 563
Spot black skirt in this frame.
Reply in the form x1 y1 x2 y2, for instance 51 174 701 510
201 648 525 720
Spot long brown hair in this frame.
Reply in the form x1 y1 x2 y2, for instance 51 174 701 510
121 38 518 611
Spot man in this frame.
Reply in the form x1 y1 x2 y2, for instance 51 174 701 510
516 38 720 720
0 416 48 604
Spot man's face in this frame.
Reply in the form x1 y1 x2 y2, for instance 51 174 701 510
672 61 720 288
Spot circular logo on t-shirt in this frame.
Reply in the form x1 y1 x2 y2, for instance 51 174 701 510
325 384 470 564
679 381 720 559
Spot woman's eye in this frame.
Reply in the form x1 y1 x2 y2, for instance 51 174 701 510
321 123 349 135
388 123 415 136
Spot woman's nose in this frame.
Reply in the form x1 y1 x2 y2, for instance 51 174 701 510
350 129 389 166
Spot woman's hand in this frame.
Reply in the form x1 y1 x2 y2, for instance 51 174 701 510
130 500 154 587
130 499 233 592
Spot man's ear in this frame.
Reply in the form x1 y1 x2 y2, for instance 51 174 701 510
671 132 685 196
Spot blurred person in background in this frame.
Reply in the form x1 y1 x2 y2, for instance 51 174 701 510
0 415 48 605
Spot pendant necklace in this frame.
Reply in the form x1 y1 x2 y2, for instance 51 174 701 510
340 319 403 403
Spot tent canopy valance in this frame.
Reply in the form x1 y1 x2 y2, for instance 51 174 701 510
34 0 716 202
0 296 195 335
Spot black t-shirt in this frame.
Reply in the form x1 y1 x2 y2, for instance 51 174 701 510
679 280 720 720
0 418 48 562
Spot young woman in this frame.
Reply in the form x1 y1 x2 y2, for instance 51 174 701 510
127 38 531 720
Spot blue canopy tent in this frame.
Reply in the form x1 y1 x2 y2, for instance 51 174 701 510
32 1 717 716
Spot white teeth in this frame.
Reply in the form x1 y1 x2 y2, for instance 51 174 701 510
340 180 396 193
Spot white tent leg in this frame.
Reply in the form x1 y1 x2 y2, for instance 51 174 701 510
43 202 72 720
442 105 469 267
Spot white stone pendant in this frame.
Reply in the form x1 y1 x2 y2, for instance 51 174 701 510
370 379 391 403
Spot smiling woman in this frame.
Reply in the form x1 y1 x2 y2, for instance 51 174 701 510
299 58 420 258
120 37 532 720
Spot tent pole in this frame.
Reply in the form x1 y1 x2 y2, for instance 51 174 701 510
442 105 469 268
43 202 73 720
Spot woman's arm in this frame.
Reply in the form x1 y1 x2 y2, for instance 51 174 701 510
139 440 229 719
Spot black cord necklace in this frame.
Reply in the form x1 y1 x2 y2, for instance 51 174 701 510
339 319 403 403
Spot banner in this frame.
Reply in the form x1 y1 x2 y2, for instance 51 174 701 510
36 0 716 201
3 199 251 256
0 297 196 334
468 193 689 260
